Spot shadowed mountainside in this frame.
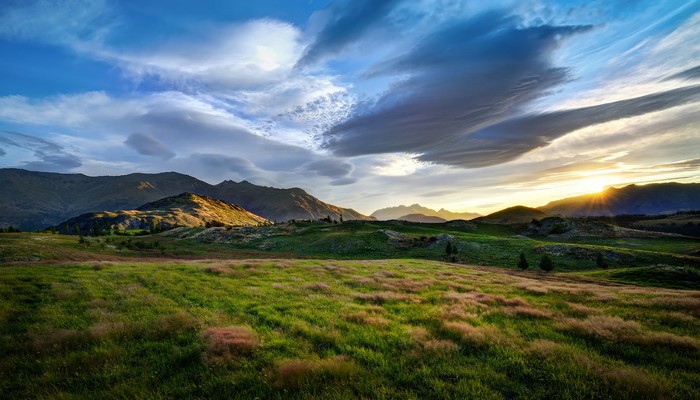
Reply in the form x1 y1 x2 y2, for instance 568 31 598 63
476 205 547 224
0 168 371 230
56 193 270 233
539 183 700 216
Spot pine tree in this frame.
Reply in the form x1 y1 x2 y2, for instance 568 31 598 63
518 252 529 270
445 241 453 256
596 252 608 269
539 254 554 272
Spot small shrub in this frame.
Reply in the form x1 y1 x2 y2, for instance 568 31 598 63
539 254 554 272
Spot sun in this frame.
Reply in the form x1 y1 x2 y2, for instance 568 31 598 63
578 177 609 194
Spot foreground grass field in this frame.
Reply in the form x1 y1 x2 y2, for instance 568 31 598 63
1 258 699 399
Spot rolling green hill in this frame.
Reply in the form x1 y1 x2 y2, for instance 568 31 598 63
55 193 270 234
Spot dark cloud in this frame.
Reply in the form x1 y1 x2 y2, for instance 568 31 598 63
303 158 353 178
0 147 5 156
417 85 700 167
296 0 402 68
330 177 357 186
191 153 259 177
124 132 176 159
0 131 82 171
324 11 593 162
664 65 700 82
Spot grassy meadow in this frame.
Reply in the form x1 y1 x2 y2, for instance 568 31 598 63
1 221 699 399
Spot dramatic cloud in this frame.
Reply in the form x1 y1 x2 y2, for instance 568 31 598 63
665 65 700 82
324 11 593 163
124 133 176 159
0 132 82 171
0 147 5 156
418 85 700 167
296 0 402 68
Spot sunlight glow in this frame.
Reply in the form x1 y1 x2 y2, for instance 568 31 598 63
576 177 610 194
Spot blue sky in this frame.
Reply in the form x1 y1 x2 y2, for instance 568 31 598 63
1 0 699 214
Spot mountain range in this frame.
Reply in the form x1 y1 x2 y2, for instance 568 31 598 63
538 183 700 216
0 168 370 231
371 204 480 221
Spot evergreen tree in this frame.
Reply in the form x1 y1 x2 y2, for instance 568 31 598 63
445 241 453 256
92 220 102 236
74 224 81 236
539 254 554 272
596 252 608 269
451 242 458 255
518 252 529 270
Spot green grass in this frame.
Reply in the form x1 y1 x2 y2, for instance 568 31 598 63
1 224 699 398
1 258 699 399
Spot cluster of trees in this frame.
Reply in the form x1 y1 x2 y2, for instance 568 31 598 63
0 226 21 233
518 251 609 271
445 241 459 262
320 214 343 224
517 252 553 271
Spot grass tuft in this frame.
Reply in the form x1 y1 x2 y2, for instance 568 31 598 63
201 326 260 363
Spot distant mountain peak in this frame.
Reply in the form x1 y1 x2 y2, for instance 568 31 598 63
371 203 479 221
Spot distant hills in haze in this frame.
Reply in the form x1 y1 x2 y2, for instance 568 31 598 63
371 204 480 221
58 193 270 234
0 168 371 231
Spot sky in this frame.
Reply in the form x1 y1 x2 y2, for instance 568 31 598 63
1 0 699 215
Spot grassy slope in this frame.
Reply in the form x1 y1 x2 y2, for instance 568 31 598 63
1 223 699 398
1 259 699 399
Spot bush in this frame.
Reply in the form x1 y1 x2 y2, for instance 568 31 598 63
518 252 529 270
539 254 554 272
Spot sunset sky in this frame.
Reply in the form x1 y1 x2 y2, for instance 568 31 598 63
1 0 699 215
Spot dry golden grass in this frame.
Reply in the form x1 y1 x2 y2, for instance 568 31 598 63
526 339 565 356
439 304 479 320
560 316 640 341
498 305 552 318
344 311 389 327
351 291 419 304
152 310 200 336
88 322 127 338
304 282 332 292
603 367 668 400
561 315 699 350
647 297 700 317
201 326 260 363
514 283 550 294
565 302 602 316
31 327 87 353
442 321 501 345
274 356 359 389
409 326 459 354
202 265 237 275
633 332 699 350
